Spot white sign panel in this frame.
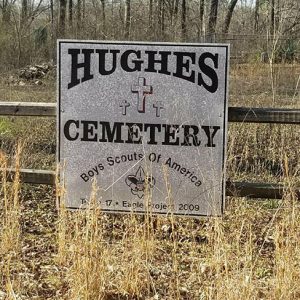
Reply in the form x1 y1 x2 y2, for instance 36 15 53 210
58 40 229 216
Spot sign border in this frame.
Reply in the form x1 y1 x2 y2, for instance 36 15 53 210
57 40 229 217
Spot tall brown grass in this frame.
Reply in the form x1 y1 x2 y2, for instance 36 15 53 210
53 173 300 299
0 144 22 298
0 64 299 299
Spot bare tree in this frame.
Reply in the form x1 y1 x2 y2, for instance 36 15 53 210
0 0 17 23
1 0 300 70
50 0 54 34
161 0 165 36
77 0 81 33
174 0 179 21
149 0 153 33
181 0 187 41
156 0 165 39
222 0 238 35
69 0 73 29
59 0 67 36
124 0 131 39
270 0 275 35
164 0 175 27
163 0 179 39
21 0 28 23
100 0 106 39
199 0 205 36
207 0 218 39
254 0 259 32
82 0 86 23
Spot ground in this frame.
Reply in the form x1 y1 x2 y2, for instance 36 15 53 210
0 63 299 299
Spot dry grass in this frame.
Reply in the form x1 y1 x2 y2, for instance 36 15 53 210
0 63 299 299
0 144 22 298
53 191 300 300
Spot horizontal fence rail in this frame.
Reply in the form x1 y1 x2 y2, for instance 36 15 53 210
1 169 299 200
2 168 56 185
0 102 56 117
228 107 300 124
0 102 299 200
0 102 300 124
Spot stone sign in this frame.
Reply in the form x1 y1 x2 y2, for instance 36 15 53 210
58 40 229 216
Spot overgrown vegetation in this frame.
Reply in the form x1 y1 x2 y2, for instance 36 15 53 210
0 61 299 299
0 0 300 298
1 0 300 70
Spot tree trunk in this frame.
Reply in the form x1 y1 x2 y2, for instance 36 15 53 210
124 0 131 39
69 0 73 29
50 0 54 34
161 0 165 37
21 0 28 23
167 0 174 26
149 0 153 32
207 0 218 39
2 5 12 24
50 0 55 60
78 0 85 33
181 0 187 42
156 0 162 39
111 0 114 37
77 0 81 33
100 0 106 39
222 0 238 35
59 0 67 36
156 0 165 39
270 0 275 35
174 0 179 19
199 0 205 37
275 0 280 33
254 0 259 32
82 0 85 22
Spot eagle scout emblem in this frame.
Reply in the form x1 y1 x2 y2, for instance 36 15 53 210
125 166 155 199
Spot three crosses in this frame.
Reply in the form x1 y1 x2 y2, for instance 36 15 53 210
120 77 164 117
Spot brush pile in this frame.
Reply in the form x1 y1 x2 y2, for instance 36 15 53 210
19 63 53 80
6 62 55 86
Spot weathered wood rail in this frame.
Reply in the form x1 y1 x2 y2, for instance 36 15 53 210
1 102 300 124
1 169 299 200
0 102 300 200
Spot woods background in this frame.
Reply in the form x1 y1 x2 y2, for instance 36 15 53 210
0 2 300 299
0 0 300 71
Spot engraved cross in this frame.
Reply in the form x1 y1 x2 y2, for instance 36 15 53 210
131 77 153 113
120 100 130 115
153 101 164 117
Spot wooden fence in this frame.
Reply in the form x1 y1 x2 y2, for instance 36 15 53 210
0 102 300 200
